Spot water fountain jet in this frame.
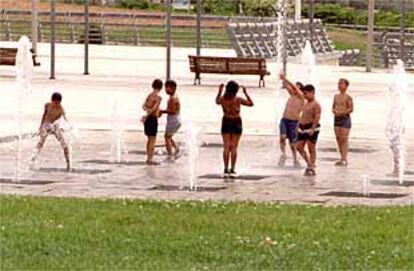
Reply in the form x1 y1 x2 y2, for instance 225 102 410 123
386 60 408 184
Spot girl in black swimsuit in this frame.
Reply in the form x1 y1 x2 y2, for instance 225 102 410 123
215 81 254 178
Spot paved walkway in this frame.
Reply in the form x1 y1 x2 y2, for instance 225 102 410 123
0 43 413 205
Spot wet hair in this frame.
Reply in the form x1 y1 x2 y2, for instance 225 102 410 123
224 80 239 99
295 82 304 91
165 79 177 92
303 84 315 93
152 79 163 90
51 92 62 102
339 78 350 87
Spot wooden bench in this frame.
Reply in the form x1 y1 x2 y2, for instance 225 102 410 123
0 48 40 66
188 55 270 87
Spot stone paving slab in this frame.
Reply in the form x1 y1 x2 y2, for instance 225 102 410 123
1 43 413 206
0 130 412 206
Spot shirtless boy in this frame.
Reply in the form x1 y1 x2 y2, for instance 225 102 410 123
160 79 181 161
296 85 322 176
142 79 163 165
332 78 353 167
32 92 71 170
278 74 305 167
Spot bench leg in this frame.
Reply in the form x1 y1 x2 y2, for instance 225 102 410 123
194 73 201 85
259 76 265 88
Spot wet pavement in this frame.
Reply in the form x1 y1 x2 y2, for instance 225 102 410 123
0 130 412 206
0 43 413 206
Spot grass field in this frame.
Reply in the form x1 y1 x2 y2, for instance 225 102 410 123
0 196 412 270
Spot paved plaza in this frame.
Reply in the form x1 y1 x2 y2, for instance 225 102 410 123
0 42 413 205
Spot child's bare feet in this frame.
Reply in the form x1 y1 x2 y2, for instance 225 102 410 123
165 156 175 163
174 149 181 159
222 169 230 179
146 160 160 166
304 168 316 176
229 169 238 178
387 168 400 177
335 160 348 167
293 160 302 168
278 154 287 167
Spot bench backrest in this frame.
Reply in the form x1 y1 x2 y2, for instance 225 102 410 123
0 48 18 65
0 48 38 66
189 56 268 75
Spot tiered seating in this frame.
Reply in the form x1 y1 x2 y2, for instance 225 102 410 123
227 19 356 65
380 33 414 70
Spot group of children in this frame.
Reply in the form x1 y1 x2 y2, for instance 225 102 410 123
31 74 354 177
277 74 353 176
141 79 182 165
31 79 182 170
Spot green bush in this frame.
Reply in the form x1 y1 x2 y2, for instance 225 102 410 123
46 1 414 28
375 11 401 27
243 0 277 17
303 4 413 27
202 0 237 16
118 0 149 10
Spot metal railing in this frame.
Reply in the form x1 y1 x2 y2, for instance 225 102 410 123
0 9 231 48
1 9 413 68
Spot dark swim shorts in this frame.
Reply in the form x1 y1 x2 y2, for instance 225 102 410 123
334 115 352 129
221 117 242 135
144 115 158 137
297 123 320 144
279 118 299 143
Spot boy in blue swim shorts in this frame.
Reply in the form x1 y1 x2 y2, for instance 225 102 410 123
278 74 305 168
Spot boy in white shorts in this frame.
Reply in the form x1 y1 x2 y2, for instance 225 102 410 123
32 92 71 170
160 80 181 160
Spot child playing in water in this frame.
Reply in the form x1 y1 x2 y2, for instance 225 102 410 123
142 79 163 165
32 92 71 170
216 81 254 178
278 74 305 168
332 78 353 167
296 84 322 176
160 79 181 161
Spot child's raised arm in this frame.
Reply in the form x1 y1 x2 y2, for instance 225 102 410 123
279 74 304 99
215 84 224 105
239 86 254 107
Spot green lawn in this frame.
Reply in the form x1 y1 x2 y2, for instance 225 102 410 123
0 196 412 270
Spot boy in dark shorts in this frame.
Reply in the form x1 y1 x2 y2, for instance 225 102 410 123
296 85 322 176
160 79 181 161
278 74 305 167
32 92 71 170
142 79 163 165
332 78 353 167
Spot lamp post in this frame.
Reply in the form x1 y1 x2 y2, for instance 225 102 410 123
50 0 56 80
276 0 288 75
309 0 315 42
295 0 301 20
84 0 90 75
400 0 406 61
31 0 38 55
196 0 202 56
366 0 375 72
166 0 172 80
